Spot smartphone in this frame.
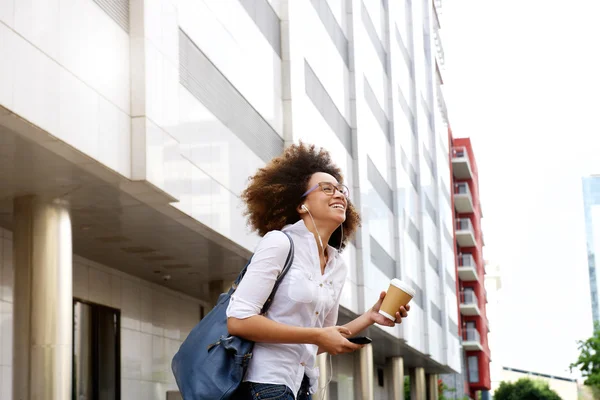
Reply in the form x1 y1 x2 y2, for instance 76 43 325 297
347 336 372 345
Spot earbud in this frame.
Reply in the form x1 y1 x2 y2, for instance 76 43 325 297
301 204 308 212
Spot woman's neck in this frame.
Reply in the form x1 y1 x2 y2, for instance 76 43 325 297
301 216 334 256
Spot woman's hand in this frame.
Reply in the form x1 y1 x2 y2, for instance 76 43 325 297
316 326 363 355
369 291 410 327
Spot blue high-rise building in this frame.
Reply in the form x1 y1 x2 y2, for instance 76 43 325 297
583 176 600 324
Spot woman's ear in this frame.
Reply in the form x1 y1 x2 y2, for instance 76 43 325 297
297 204 307 214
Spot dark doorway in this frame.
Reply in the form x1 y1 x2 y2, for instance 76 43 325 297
73 300 120 400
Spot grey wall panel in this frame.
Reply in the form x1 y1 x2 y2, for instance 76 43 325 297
424 194 438 226
370 236 395 278
444 225 453 247
427 247 439 276
430 301 442 326
408 218 421 249
445 269 456 295
93 0 129 32
179 30 284 163
423 146 436 178
397 86 415 136
304 60 353 155
364 77 390 141
442 181 451 206
406 276 423 308
309 0 349 66
367 156 393 212
394 24 411 68
238 0 281 57
448 318 459 339
361 2 387 72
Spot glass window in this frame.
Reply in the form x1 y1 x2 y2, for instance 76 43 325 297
468 356 479 383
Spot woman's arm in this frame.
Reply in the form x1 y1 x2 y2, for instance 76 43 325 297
228 316 361 355
342 291 411 337
225 232 361 354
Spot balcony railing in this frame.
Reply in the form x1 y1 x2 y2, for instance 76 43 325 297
461 290 478 306
455 218 474 233
457 253 478 281
454 182 474 213
463 327 480 343
452 146 467 159
458 254 475 268
454 182 471 196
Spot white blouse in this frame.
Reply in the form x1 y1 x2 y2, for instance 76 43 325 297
226 220 348 396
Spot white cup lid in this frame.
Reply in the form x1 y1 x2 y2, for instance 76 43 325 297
390 279 416 297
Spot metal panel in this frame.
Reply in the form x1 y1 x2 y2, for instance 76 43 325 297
361 2 387 72
397 85 415 136
408 218 421 249
364 77 390 141
238 0 281 57
304 60 353 155
448 318 459 339
427 247 439 275
367 156 393 211
370 235 395 278
424 194 438 226
394 24 411 68
445 269 456 295
309 0 349 66
430 301 442 326
443 226 453 246
92 0 129 32
179 30 284 163
406 276 423 308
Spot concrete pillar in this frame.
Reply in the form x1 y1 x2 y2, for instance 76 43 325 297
385 357 405 400
12 196 73 399
358 344 374 400
315 353 330 400
427 374 439 400
410 367 427 400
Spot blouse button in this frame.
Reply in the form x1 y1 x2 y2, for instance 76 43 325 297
315 311 319 315
319 283 323 287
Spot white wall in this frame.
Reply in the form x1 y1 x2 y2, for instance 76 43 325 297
0 0 131 178
0 227 202 400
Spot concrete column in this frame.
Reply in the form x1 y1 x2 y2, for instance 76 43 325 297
385 357 405 400
12 196 73 399
427 374 439 400
315 353 330 400
358 344 374 400
410 367 426 400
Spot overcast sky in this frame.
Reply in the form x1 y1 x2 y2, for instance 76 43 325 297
443 0 600 379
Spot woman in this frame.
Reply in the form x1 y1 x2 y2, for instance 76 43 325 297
227 143 410 400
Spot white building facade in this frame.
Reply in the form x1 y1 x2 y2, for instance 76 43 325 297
0 0 459 398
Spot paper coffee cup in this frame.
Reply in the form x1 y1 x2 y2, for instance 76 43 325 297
379 279 415 321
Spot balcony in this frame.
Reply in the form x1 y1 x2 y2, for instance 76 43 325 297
452 147 473 179
455 218 476 247
462 327 484 351
460 291 481 316
458 254 478 282
454 182 474 213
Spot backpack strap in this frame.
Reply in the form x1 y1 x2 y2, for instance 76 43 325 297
228 232 295 315
261 232 294 315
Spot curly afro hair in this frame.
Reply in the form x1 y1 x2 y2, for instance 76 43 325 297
241 142 360 250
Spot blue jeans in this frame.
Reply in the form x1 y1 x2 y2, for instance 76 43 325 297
235 375 312 400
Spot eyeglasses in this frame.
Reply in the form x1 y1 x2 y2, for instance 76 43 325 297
302 182 350 198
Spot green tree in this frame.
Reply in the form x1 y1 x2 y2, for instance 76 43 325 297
494 378 561 400
571 322 600 391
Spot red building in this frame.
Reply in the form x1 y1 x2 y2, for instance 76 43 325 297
450 133 492 399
